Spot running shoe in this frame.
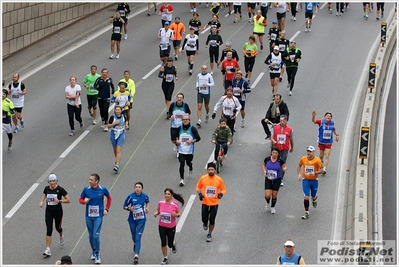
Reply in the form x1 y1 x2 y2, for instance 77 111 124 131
305 27 308 33
147 11 151 16
91 252 96 260
124 34 128 40
134 256 139 265
313 200 317 208
247 79 250 84
172 242 177 253
8 142 12 152
166 112 170 120
279 76 282 82
116 54 120 59
175 55 178 60
265 202 271 211
203 224 208 231
179 179 185 186
189 70 193 75
272 94 275 100
245 73 248 78
191 8 193 12
14 126 19 133
293 16 296 21
280 181 284 187
210 71 213 75
193 8 196 12
265 134 271 140
92 119 96 125
234 18 237 23
110 54 115 59
301 212 310 220
308 28 311 32
95 253 101 264
289 91 292 96
241 120 245 128
323 167 326 175
60 235 65 246
173 145 177 152
271 207 276 214
43 248 51 257
103 126 108 132
376 17 379 20
80 121 84 129
196 120 202 127
240 15 242 20
20 119 25 128
287 82 290 88
206 233 212 242
260 44 263 50
188 170 193 177
161 257 169 265
205 114 209 123
69 130 75 136
113 165 119 173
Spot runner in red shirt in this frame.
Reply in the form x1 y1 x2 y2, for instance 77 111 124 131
220 51 240 92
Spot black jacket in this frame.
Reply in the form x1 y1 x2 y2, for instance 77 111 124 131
265 100 290 123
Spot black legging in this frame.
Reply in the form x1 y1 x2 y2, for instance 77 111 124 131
286 67 298 91
209 47 219 63
223 115 236 136
202 204 218 226
244 57 256 73
178 153 193 179
67 103 82 130
260 5 269 18
290 3 297 17
158 225 175 248
336 3 344 13
98 99 110 124
45 206 63 236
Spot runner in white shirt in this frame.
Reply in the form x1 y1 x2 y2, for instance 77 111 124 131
274 2 290 31
65 76 84 136
195 65 215 128
8 72 26 133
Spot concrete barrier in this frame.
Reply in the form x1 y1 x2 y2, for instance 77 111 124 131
346 7 397 259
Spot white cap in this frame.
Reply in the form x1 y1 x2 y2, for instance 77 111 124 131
48 173 58 182
274 46 279 50
307 146 315 152
284 240 295 246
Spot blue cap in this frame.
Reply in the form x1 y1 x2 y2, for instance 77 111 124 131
272 20 277 24
164 21 170 26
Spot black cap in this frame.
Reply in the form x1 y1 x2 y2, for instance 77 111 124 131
60 255 72 264
207 162 216 169
2 89 8 95
118 81 127 87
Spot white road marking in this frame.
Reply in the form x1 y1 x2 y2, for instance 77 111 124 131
5 183 40 219
290 31 301 42
60 130 90 158
250 72 264 89
142 64 161 79
205 148 216 169
176 194 196 232
320 2 328 9
200 26 210 34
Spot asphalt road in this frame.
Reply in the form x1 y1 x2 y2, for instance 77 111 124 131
2 2 396 265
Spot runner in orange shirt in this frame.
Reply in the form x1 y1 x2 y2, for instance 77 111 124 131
196 162 226 242
169 17 186 60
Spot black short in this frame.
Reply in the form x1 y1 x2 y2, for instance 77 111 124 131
209 47 219 63
170 127 179 141
269 72 280 79
239 99 245 110
376 3 384 11
186 50 196 56
87 95 98 109
305 11 313 19
159 45 171 58
234 5 241 14
197 93 210 104
363 2 369 7
276 12 286 19
247 3 256 9
253 32 264 36
14 107 23 113
122 17 128 25
111 33 122 41
173 40 181 48
265 178 282 191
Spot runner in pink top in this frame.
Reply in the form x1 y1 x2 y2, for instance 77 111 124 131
154 188 184 265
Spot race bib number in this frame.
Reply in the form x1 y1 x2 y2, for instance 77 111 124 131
323 130 332 139
89 84 97 92
12 95 19 99
226 66 233 73
199 86 207 93
277 134 286 144
271 33 277 40
205 186 216 197
267 169 278 179
181 137 189 143
119 10 125 16
165 74 174 82
225 106 232 111
233 87 240 96
279 44 285 51
88 205 100 217
133 208 145 220
46 194 58 205
160 43 168 50
162 13 168 20
307 3 313 10
290 54 295 62
114 26 121 34
305 166 314 175
160 212 171 223
209 40 217 47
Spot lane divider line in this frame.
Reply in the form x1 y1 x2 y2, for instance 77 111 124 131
176 194 196 233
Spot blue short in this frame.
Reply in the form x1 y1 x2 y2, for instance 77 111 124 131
302 178 318 198
110 131 125 147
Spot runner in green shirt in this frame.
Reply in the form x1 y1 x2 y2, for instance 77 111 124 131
242 35 258 84
83 65 101 125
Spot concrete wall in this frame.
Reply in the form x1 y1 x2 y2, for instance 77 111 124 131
2 2 113 58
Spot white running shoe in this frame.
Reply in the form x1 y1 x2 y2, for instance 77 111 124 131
193 8 196 12
210 71 213 75
289 91 292 96
104 127 108 132
116 54 120 59
205 114 209 123
179 179 185 186
124 34 128 40
60 235 65 246
110 54 115 59
188 170 193 177
43 248 51 257
92 119 97 125
94 253 101 264
271 207 276 214
265 202 271 211
91 252 96 260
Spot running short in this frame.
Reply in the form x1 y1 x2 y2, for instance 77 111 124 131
253 32 265 36
110 131 125 147
269 72 280 79
159 45 171 58
224 79 233 90
162 81 174 101
122 17 128 25
173 40 181 48
318 143 332 150
247 3 256 9
87 95 98 109
186 50 196 56
201 204 218 225
111 33 122 41
302 178 318 198
2 123 12 134
276 12 286 19
376 3 384 11
209 48 219 63
239 99 245 110
234 5 241 14
197 93 211 104
305 11 313 18
363 3 369 7
265 177 282 191
170 127 179 141
14 107 23 113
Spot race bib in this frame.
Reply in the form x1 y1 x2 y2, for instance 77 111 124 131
88 205 100 217
307 3 313 10
119 10 125 16
323 130 332 139
133 208 145 220
160 212 172 223
267 169 278 179
46 194 58 205
205 186 216 197
160 43 168 50
209 40 217 47
114 26 121 34
305 166 314 175
174 114 182 122
233 87 240 96
271 33 277 40
162 13 168 20
165 74 174 82
226 66 233 73
199 86 207 93
12 95 19 99
290 54 295 62
277 134 286 144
